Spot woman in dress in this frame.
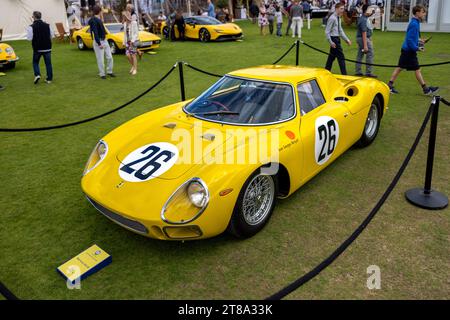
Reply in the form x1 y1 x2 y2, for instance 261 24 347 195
122 9 139 75
258 2 269 35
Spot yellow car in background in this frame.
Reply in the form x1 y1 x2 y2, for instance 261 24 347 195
162 16 243 42
82 65 389 240
72 23 161 54
0 43 19 69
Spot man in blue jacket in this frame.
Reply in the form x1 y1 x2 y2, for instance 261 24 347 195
88 5 115 79
387 5 438 95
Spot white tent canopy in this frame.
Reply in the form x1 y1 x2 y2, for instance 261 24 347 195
0 0 68 41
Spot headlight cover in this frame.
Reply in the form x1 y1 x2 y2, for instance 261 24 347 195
161 178 209 225
5 47 14 55
83 140 108 176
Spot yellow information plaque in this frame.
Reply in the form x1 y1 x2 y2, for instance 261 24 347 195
57 244 112 283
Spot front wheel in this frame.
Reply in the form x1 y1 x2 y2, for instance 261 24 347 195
199 28 211 42
227 169 277 238
108 40 118 54
356 97 381 148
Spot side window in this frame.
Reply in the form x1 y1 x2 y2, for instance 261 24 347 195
85 27 90 33
297 80 326 115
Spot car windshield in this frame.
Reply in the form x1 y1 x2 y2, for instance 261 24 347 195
184 76 295 125
192 16 222 25
106 24 123 34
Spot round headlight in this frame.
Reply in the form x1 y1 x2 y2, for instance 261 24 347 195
5 47 14 55
83 140 108 175
187 180 208 208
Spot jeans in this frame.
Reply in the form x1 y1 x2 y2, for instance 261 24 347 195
355 37 374 75
93 40 113 77
33 51 53 81
325 37 347 75
268 19 274 34
276 23 282 36
285 18 292 35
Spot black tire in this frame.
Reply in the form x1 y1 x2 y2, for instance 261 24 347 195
77 37 86 50
108 40 118 54
356 96 381 148
227 168 278 238
4 62 15 69
199 28 211 42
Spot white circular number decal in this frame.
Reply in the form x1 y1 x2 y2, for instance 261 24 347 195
119 142 179 182
315 116 339 165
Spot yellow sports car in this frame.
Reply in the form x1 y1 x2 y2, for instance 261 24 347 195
0 43 19 69
72 23 161 54
82 65 389 240
161 16 243 42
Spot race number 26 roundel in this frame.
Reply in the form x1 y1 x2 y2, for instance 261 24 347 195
315 116 339 165
119 142 179 182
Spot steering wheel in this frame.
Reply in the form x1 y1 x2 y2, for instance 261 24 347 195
208 100 230 111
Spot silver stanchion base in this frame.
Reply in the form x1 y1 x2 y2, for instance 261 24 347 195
405 188 448 210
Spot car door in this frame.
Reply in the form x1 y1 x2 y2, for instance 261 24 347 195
185 18 199 39
297 78 353 183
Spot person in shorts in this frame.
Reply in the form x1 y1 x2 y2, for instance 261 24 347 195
387 5 438 95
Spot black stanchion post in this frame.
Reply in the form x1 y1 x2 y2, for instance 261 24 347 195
178 61 186 101
405 96 448 210
296 40 299 66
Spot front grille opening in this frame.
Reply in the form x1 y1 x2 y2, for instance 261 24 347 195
86 196 148 235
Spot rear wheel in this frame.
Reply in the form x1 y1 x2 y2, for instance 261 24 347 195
227 168 277 238
356 97 381 147
108 40 118 54
77 37 86 50
199 28 211 42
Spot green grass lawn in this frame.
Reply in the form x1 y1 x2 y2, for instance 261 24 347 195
0 19 449 300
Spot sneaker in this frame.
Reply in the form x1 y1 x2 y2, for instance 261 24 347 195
107 73 116 78
423 86 439 95
366 74 378 78
34 75 41 84
100 75 106 79
389 86 399 94
0 85 4 91
45 80 52 84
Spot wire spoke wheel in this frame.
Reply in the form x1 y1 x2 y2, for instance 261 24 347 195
77 38 85 50
242 175 275 226
109 41 117 54
364 103 379 139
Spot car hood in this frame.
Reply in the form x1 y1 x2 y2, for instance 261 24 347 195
208 23 241 34
114 106 233 180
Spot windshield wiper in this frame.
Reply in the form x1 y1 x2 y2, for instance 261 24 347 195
188 111 240 116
